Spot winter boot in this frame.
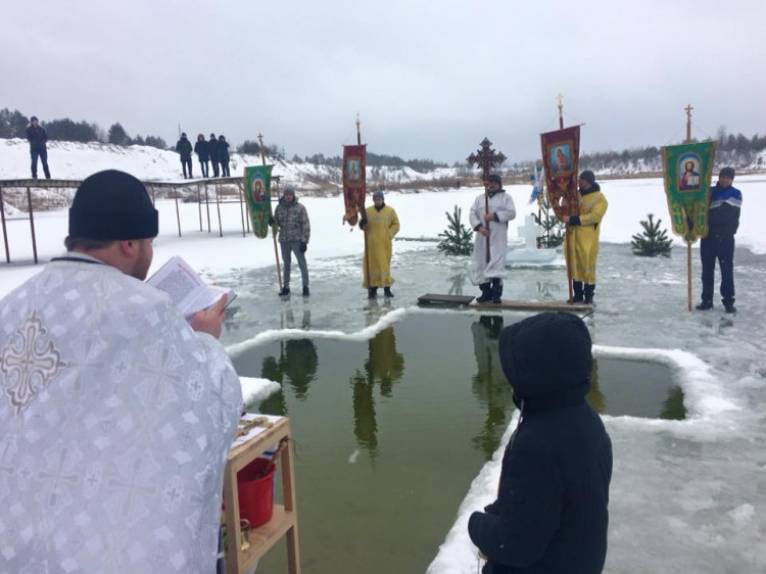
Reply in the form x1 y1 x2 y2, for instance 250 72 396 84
723 301 737 314
584 284 595 305
384 287 394 298
696 300 713 311
475 283 492 303
368 287 378 299
490 278 503 304
302 286 310 297
279 286 291 297
571 281 584 304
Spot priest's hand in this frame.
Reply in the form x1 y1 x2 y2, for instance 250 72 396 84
191 294 228 339
478 227 489 237
483 212 495 222
562 215 570 223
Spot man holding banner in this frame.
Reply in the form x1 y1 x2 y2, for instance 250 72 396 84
697 167 741 313
563 170 608 305
273 185 311 297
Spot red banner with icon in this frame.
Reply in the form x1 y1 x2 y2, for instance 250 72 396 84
540 126 580 220
342 144 367 226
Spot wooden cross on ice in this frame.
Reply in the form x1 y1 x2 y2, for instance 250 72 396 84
467 138 506 180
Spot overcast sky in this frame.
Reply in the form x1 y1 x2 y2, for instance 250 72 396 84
3 0 764 163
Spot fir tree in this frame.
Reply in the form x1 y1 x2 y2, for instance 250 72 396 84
533 197 565 248
631 213 673 257
437 205 473 256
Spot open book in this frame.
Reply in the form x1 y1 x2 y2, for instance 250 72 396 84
147 256 236 319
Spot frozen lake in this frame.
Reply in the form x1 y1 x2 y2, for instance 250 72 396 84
220 243 766 573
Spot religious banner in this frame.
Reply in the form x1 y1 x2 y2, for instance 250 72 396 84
342 144 366 226
540 126 580 220
661 141 716 240
243 164 273 238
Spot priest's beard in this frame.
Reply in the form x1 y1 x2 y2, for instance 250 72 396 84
131 239 153 280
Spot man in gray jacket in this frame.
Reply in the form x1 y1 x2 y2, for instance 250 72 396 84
273 185 311 297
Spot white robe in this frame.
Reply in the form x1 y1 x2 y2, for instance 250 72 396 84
469 190 517 284
0 255 243 574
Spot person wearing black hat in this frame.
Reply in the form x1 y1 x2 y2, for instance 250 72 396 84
194 133 210 177
209 133 220 177
26 115 51 179
272 185 311 297
563 170 608 304
469 174 517 303
176 132 193 179
0 169 243 573
468 312 612 574
359 190 400 298
697 167 742 313
218 135 231 177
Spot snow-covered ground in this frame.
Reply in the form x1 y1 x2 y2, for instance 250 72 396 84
1 173 765 572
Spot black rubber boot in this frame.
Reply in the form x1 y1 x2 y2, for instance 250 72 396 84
279 287 291 297
723 302 737 314
384 287 393 298
368 287 378 299
696 300 713 311
584 284 595 305
302 286 310 297
572 281 584 304
490 278 503 304
475 283 492 303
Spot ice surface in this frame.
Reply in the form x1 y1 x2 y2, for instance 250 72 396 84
1 175 765 573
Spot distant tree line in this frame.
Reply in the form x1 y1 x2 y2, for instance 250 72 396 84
237 140 284 160
294 151 447 173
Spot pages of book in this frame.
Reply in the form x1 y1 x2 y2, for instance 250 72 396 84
147 255 236 318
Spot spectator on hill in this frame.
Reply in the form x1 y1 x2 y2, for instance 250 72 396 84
194 133 210 178
219 135 231 177
175 133 193 179
26 116 51 179
209 133 220 177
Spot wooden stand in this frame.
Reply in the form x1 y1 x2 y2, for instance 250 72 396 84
223 416 300 574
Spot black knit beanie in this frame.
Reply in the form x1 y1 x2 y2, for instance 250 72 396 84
719 167 735 179
579 170 596 185
68 170 159 240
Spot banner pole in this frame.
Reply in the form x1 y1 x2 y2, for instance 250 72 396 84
687 240 692 311
685 104 694 312
565 227 574 302
260 132 283 291
357 115 372 291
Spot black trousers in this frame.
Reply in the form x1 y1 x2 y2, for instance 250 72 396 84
220 160 230 177
700 234 735 305
31 147 50 179
211 160 220 177
199 159 209 177
181 156 192 178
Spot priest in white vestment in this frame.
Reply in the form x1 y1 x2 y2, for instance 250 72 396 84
469 174 517 304
0 170 243 573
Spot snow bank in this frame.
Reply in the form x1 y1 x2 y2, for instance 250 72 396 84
239 376 280 406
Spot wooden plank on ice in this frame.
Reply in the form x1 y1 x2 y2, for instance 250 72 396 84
417 293 476 307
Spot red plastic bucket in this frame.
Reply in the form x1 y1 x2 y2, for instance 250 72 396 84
237 457 276 528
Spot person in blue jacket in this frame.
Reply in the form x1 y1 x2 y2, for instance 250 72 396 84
696 166 742 313
468 312 612 574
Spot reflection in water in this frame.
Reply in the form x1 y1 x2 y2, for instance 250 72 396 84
352 372 378 457
587 359 606 413
283 339 318 399
254 308 317 414
660 387 687 420
470 316 513 459
365 327 405 396
351 327 406 458
448 272 467 295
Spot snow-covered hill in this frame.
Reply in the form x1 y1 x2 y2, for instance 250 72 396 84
0 138 462 191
